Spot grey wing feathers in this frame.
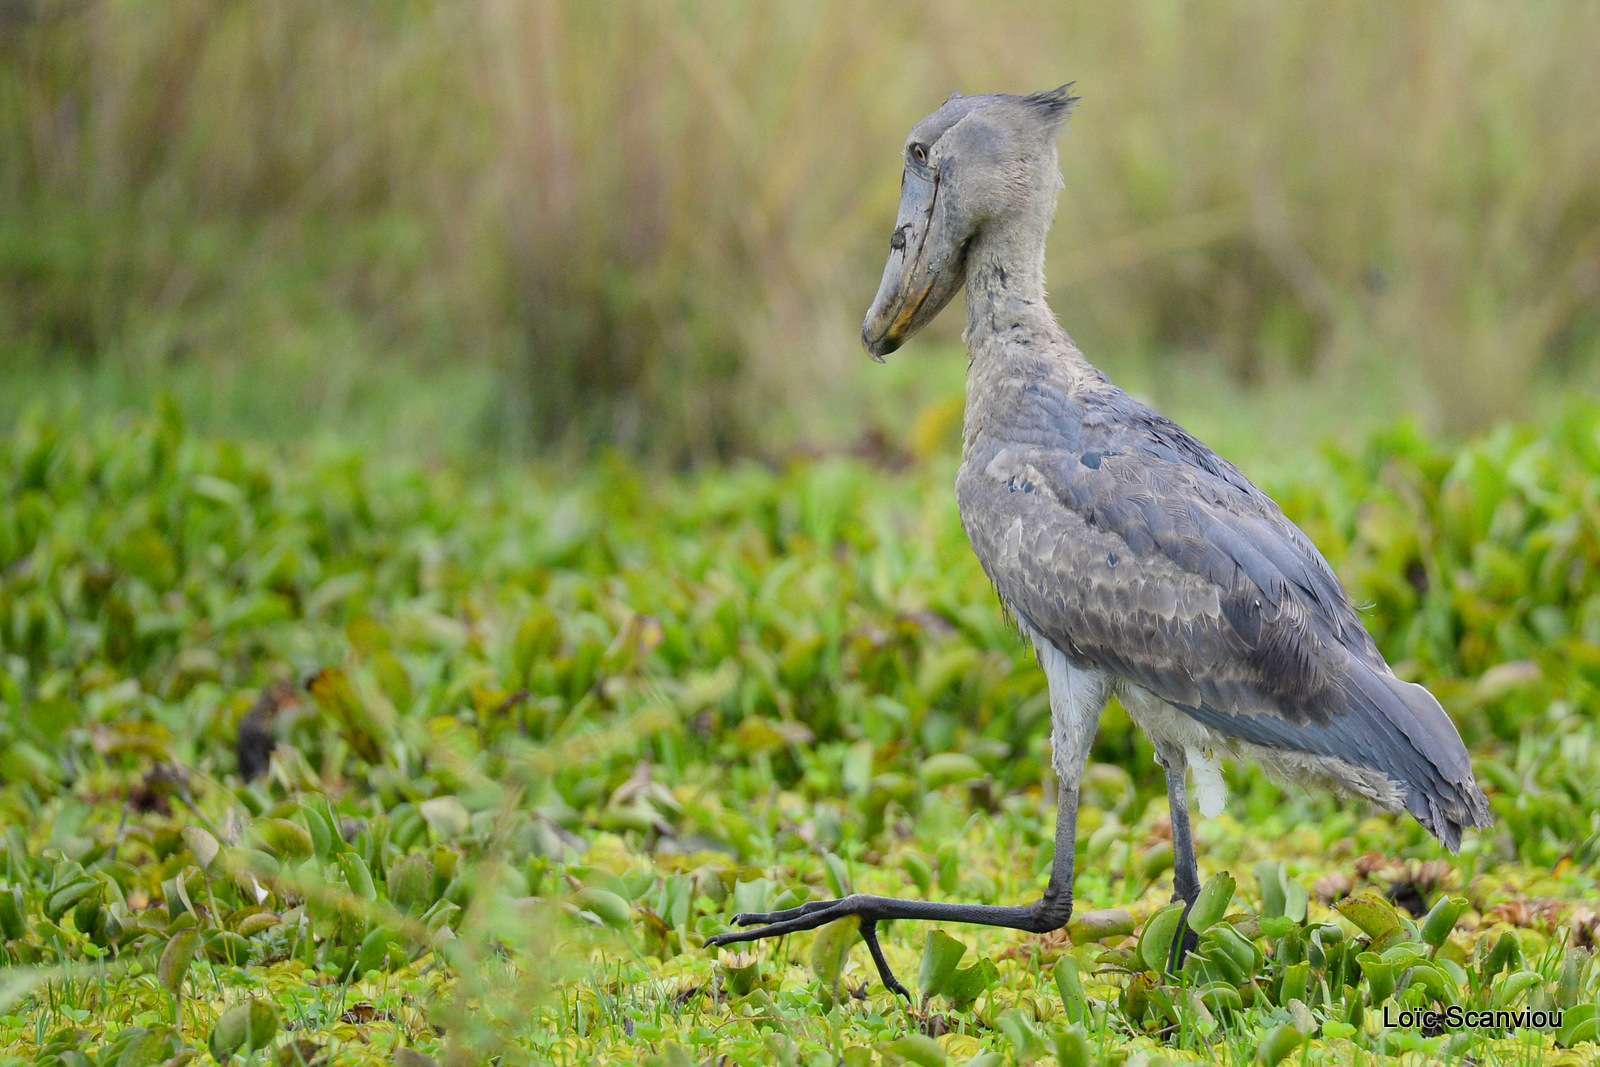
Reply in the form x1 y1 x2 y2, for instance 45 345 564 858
959 385 1491 848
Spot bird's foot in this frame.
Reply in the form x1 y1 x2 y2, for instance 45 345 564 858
704 895 911 998
704 893 1058 1000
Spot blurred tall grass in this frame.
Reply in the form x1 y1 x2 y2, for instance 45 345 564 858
1 0 1598 460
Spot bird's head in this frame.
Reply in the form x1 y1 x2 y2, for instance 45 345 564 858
862 85 1077 360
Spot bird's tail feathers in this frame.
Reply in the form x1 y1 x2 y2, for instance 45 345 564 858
1364 669 1493 853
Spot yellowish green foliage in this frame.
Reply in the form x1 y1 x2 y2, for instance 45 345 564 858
1 406 1600 1063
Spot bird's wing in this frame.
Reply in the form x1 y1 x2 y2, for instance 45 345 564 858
957 383 1489 846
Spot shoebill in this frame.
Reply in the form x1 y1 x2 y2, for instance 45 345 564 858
706 85 1492 997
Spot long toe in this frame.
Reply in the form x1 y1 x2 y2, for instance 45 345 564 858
733 897 849 926
706 900 863 946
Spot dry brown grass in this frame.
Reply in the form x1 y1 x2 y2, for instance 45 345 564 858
2 0 1598 457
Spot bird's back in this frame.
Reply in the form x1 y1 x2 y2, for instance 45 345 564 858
957 336 1492 849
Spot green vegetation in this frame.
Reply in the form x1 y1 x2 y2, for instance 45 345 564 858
4 2 1600 458
2 405 1599 1064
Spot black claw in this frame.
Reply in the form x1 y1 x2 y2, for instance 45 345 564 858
858 919 912 1001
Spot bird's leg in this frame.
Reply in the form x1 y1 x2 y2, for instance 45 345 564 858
1152 740 1202 971
705 776 1083 998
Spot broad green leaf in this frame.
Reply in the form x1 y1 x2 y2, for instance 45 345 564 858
208 1000 280 1060
253 819 313 864
1188 872 1236 933
418 797 471 840
158 929 201 996
947 957 998 1010
882 1033 946 1067
1066 908 1134 943
1138 901 1188 973
1052 1025 1091 1067
809 915 859 989
1053 955 1087 1022
180 826 220 872
1335 892 1404 943
918 752 984 789
1420 895 1466 949
918 930 967 999
1254 1024 1304 1065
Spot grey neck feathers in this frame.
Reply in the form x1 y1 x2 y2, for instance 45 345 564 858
962 218 1080 369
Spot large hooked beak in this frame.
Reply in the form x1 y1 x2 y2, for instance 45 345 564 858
861 168 969 360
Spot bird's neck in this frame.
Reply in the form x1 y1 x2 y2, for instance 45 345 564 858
959 219 1101 458
961 219 1088 370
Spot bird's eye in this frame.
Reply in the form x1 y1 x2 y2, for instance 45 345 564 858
910 143 928 165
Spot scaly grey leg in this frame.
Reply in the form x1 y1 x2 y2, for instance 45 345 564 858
1153 739 1202 971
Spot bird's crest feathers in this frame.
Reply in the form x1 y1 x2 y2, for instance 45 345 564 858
1022 84 1079 126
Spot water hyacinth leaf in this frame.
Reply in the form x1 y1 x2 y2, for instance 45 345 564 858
180 826 221 872
1495 970 1544 1008
354 924 407 975
1279 961 1309 1006
1356 952 1396 1005
387 853 435 915
1420 895 1467 949
1557 1005 1599 1049
1067 908 1135 944
226 906 277 937
936 844 960 894
918 930 968 999
1188 872 1236 933
158 928 202 996
881 1033 946 1067
919 752 984 790
946 957 999 1010
1343 986 1364 1027
1054 954 1088 1022
1053 1025 1092 1067
572 887 631 928
253 819 314 864
205 930 253 966
1336 892 1405 943
1138 901 1188 973
1197 981 1243 1014
996 1008 1044 1062
337 853 377 902
809 914 859 990
1204 924 1257 984
208 1000 280 1060
299 800 339 859
418 797 471 840
901 853 933 896
1287 999 1316 1038
823 854 852 899
1479 931 1521 979
0 887 23 940
732 878 776 916
1254 861 1287 919
1120 971 1152 1027
718 952 763 998
46 879 98 922
1254 1024 1304 1066
1557 950 1585 1008
1283 879 1308 924
1139 842 1174 881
